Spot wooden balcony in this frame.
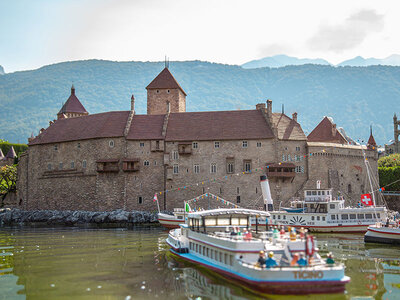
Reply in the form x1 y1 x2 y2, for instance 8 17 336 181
96 159 119 173
178 142 192 155
265 163 296 180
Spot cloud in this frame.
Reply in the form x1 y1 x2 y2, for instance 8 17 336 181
258 44 292 56
308 9 384 52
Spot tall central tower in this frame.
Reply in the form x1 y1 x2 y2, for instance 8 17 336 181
146 67 186 115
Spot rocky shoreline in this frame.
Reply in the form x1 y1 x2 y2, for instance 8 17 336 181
0 208 160 227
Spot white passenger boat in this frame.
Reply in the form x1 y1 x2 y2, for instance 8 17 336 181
158 208 186 229
166 208 350 295
364 222 400 244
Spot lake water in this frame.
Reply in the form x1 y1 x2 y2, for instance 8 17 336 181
1 226 400 300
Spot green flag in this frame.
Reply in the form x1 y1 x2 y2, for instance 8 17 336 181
185 202 190 212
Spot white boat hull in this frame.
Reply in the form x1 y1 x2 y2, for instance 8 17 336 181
158 213 184 229
364 225 400 244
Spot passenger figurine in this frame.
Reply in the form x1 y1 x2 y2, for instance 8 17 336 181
290 228 297 241
257 251 266 268
297 253 308 267
299 227 305 239
266 251 278 268
280 226 286 236
244 230 252 241
357 201 362 208
290 253 299 266
326 252 335 265
385 218 390 228
273 227 279 239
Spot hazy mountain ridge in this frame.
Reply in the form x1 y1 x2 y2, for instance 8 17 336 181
242 54 400 69
0 60 398 145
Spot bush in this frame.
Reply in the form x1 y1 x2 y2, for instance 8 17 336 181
378 153 400 168
378 166 400 191
0 141 28 157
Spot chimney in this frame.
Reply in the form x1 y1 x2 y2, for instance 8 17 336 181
71 84 75 96
256 103 266 111
292 112 297 122
332 123 337 137
266 99 272 117
131 94 135 113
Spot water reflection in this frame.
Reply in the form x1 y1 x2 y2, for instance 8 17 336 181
0 227 399 299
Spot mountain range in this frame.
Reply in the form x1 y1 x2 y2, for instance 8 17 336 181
242 54 400 69
0 59 399 146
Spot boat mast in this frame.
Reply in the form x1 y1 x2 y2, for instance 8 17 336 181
363 150 376 206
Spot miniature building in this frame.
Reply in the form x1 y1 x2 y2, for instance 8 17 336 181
17 67 378 211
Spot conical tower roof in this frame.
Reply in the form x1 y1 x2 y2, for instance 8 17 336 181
58 85 88 115
0 148 4 159
146 67 186 96
5 146 16 159
367 126 377 148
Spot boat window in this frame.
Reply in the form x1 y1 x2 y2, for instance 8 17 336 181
205 218 217 226
230 255 233 266
217 218 230 226
307 191 311 196
342 214 348 220
231 217 239 225
331 215 336 220
196 244 198 252
239 218 247 225
317 216 320 221
283 215 286 220
278 215 281 220
330 204 335 209
312 191 317 195
211 249 214 259
177 216 183 220
219 252 223 262
310 204 315 209
318 191 321 195
357 214 364 219
224 253 228 265
321 191 325 195
203 247 206 256
273 215 276 219
207 248 209 257
297 204 302 208
365 214 372 219
350 214 356 219
322 217 325 221
376 213 380 218
311 216 315 220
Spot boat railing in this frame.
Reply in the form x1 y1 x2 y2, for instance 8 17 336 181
207 231 263 243
174 208 185 213
326 218 379 224
238 259 339 271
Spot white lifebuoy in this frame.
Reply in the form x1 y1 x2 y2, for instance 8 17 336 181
306 235 315 256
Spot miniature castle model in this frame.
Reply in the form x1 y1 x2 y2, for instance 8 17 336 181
0 146 17 167
17 67 378 211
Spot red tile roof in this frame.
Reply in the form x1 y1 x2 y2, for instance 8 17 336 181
165 110 274 141
307 117 347 144
29 111 130 145
146 68 187 96
126 114 165 140
367 134 377 147
58 86 88 115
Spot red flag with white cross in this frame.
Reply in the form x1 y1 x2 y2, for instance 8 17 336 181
361 193 373 206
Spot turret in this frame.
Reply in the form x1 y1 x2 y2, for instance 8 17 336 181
57 85 88 119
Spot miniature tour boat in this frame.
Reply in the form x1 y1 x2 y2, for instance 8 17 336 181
364 222 400 244
158 208 186 229
166 208 350 295
258 174 387 233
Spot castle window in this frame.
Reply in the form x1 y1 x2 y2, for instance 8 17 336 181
167 89 170 93
193 142 198 149
226 161 234 174
220 187 223 194
214 141 220 148
296 146 301 151
243 160 251 172
173 164 179 174
154 161 157 166
173 151 179 160
140 142 145 147
287 154 291 161
242 141 248 148
236 196 241 203
82 160 87 169
257 142 262 147
59 162 63 170
348 184 352 193
156 141 160 150
109 140 115 148
144 160 150 166
282 155 286 161
47 164 52 170
210 163 217 173
295 166 302 173
138 196 143 204
237 187 240 194
70 161 75 169
54 145 58 151
156 90 159 93
77 143 81 149
194 164 200 174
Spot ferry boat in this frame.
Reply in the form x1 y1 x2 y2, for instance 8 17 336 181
364 221 400 244
158 208 186 229
166 208 350 295
258 174 387 233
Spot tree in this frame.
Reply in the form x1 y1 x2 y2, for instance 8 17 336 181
378 154 400 191
378 153 400 168
0 165 17 207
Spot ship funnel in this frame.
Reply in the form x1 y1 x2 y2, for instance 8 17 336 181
260 174 274 211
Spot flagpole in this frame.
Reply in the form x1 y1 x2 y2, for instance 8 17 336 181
154 193 161 213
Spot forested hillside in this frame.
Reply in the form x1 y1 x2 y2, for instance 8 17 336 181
0 60 399 145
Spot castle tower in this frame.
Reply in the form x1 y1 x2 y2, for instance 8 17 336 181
57 85 89 120
367 125 377 150
146 67 186 115
394 113 399 153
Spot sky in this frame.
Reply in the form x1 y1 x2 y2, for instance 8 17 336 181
1 0 400 73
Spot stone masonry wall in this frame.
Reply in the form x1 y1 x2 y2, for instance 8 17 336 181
147 88 186 115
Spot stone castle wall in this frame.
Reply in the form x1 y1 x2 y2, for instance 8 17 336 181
147 88 185 115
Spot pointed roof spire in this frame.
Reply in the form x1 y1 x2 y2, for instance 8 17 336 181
281 104 284 114
146 67 186 95
0 148 4 159
5 146 16 159
367 125 377 148
58 85 88 115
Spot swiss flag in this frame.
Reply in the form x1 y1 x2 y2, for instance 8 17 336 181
361 193 373 206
